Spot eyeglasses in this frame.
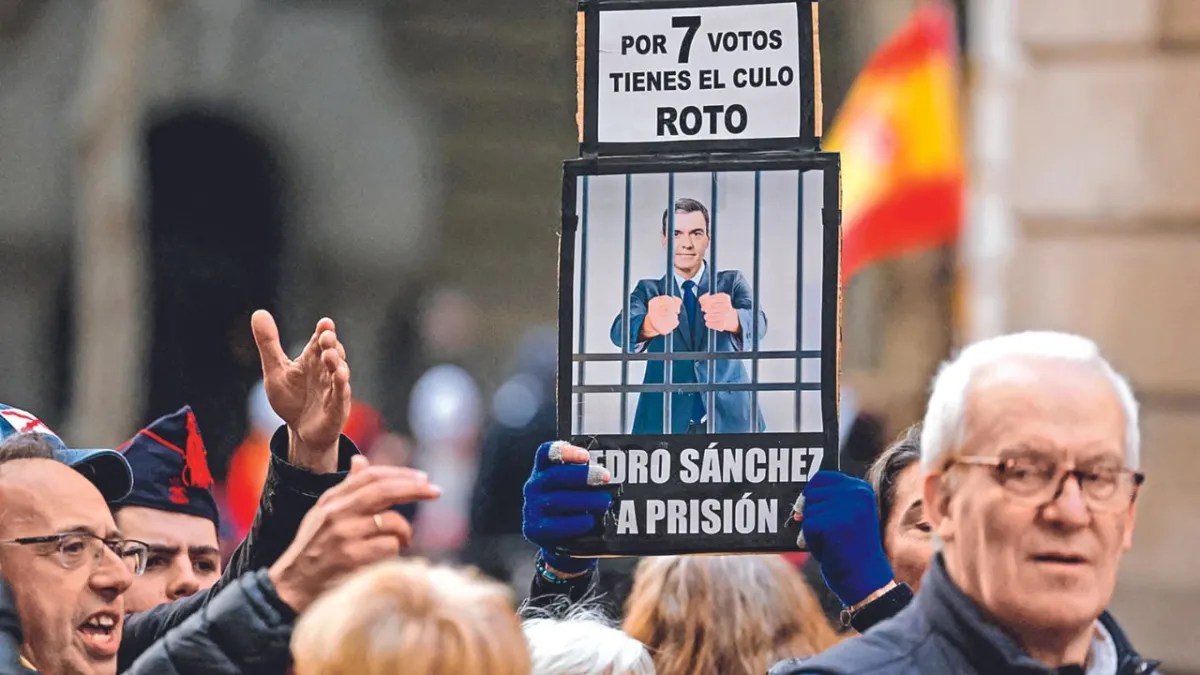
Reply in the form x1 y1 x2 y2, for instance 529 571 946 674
946 454 1145 514
0 532 150 575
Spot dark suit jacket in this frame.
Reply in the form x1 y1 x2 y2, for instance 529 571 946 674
610 267 767 434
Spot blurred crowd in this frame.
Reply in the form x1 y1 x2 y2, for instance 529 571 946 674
0 309 1159 674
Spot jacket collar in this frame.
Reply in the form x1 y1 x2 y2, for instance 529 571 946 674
917 555 1155 675
1097 611 1159 675
917 555 1050 674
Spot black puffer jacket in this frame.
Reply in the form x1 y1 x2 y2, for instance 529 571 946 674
770 555 1159 675
0 580 26 675
117 427 358 673
124 569 294 674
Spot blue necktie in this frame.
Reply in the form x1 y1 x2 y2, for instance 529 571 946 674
681 280 706 426
681 280 701 343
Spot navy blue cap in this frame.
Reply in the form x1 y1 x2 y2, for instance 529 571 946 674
0 404 133 502
116 406 220 526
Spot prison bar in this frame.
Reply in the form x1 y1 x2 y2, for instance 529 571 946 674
620 174 633 433
795 170 804 432
705 171 719 434
574 349 819 362
576 175 590 434
750 171 762 427
577 169 818 435
662 172 676 434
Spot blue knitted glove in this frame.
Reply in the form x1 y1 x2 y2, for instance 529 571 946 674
800 470 895 607
522 441 613 574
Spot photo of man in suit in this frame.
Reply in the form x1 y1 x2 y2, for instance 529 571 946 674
610 197 768 434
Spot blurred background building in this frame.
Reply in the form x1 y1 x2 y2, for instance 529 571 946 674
0 0 1195 669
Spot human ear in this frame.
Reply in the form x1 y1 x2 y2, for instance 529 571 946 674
1121 499 1138 551
924 471 955 542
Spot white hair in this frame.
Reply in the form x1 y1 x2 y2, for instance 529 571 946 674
521 602 655 675
921 331 1140 471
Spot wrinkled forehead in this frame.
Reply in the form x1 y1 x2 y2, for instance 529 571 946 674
0 459 116 537
961 358 1127 460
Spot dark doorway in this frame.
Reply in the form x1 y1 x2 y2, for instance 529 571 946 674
143 107 285 473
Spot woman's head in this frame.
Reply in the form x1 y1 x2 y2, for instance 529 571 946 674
866 423 933 589
522 601 655 675
622 555 840 675
292 559 530 675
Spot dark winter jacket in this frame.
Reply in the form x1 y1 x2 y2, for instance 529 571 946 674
117 427 358 673
0 580 26 675
770 555 1159 675
124 569 294 674
526 556 644 620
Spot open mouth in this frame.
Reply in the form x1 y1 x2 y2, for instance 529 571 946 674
77 612 121 658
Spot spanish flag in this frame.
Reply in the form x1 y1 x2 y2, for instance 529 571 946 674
828 1 963 282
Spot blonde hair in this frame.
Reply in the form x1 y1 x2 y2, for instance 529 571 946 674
292 558 530 675
621 555 840 675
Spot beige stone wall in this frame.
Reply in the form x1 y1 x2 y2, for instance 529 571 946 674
969 0 1200 669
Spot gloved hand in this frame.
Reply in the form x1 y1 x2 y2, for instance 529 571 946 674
522 441 613 574
795 470 894 607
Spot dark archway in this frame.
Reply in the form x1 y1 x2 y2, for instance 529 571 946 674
143 106 286 473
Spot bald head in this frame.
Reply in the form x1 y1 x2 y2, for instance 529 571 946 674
0 458 131 675
0 459 113 537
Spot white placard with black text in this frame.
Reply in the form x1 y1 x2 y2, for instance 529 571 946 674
596 3 803 145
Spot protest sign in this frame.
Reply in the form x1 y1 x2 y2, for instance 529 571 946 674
578 0 820 154
556 152 840 555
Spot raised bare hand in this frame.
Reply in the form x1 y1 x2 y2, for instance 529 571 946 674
251 310 351 472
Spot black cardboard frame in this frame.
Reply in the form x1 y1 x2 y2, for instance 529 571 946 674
556 151 840 555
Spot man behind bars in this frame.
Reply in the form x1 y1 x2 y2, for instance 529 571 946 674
610 197 767 434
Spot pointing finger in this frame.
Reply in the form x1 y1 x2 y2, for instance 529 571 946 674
318 464 428 505
330 477 443 515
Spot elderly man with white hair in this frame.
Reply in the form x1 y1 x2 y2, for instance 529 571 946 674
782 331 1157 674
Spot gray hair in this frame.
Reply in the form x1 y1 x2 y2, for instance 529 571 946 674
921 331 1140 471
522 601 655 675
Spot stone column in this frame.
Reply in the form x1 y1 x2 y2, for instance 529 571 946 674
968 0 1200 669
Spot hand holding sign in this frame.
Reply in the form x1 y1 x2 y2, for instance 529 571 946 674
522 441 614 575
794 471 894 608
699 292 740 333
642 295 683 339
